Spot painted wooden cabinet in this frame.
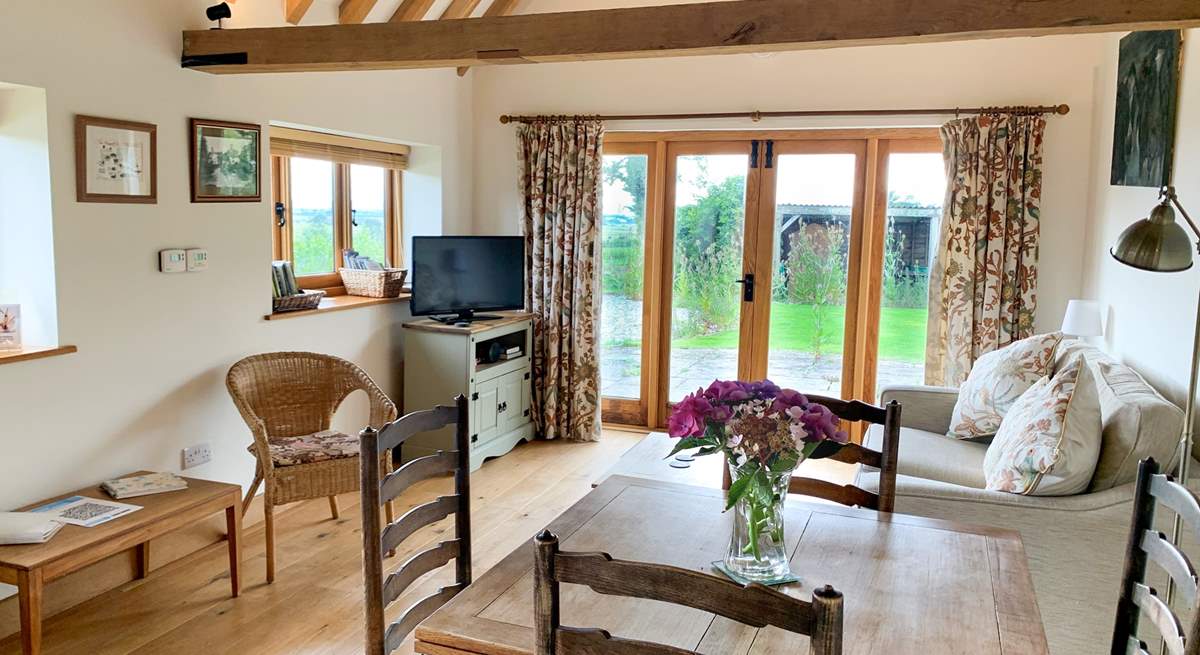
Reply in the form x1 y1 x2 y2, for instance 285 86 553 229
402 313 535 471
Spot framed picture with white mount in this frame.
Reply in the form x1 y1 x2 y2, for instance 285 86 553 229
189 117 261 203
74 115 157 204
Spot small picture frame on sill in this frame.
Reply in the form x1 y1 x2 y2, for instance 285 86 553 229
75 115 157 204
189 118 261 203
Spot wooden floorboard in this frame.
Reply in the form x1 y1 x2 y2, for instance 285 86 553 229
0 431 646 655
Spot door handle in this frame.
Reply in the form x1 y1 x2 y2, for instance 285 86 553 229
734 274 755 302
498 401 508 413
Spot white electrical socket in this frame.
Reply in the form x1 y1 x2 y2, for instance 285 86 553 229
182 442 213 469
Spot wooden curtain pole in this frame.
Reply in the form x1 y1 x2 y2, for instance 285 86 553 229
498 104 1070 124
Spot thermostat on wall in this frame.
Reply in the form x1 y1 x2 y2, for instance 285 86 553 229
186 248 209 272
159 249 187 273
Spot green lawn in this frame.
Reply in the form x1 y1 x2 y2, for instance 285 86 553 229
672 303 927 363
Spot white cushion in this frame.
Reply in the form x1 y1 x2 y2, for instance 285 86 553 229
864 423 987 489
1053 341 1187 490
948 332 1064 440
983 356 1102 495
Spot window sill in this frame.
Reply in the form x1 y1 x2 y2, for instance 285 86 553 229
264 293 411 321
0 345 78 367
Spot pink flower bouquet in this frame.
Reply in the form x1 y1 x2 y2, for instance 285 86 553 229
668 380 848 576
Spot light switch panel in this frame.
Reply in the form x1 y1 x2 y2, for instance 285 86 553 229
186 248 209 272
159 249 187 273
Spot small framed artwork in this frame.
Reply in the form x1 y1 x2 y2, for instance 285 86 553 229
75 115 157 203
1111 30 1183 188
189 118 261 203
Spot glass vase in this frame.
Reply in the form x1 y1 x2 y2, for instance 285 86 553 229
724 464 793 583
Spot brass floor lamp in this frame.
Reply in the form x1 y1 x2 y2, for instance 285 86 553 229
1110 185 1200 619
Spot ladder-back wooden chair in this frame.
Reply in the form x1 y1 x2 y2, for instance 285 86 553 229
533 530 844 655
1110 457 1200 655
360 395 471 655
721 396 901 513
226 351 396 583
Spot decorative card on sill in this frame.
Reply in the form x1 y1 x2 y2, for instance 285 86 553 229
28 495 141 528
101 472 188 499
0 304 19 351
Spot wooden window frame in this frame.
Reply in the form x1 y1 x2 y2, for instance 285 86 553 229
270 134 406 293
601 128 941 431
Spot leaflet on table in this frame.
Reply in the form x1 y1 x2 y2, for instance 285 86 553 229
28 495 142 527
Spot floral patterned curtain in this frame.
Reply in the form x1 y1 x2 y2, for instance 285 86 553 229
517 120 604 442
925 114 1045 387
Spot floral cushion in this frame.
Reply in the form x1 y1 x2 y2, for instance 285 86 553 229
947 332 1064 440
248 430 360 467
983 357 1102 495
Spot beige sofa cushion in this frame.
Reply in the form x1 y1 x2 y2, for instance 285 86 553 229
948 332 1063 440
865 424 987 489
983 357 1102 495
1053 341 1186 491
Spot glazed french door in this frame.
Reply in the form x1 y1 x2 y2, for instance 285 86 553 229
598 130 942 432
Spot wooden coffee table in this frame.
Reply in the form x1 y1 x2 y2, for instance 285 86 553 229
0 472 242 655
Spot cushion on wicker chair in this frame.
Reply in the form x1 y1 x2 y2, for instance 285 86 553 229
247 430 360 467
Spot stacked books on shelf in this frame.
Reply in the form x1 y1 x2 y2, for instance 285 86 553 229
501 345 523 360
0 512 64 545
271 260 300 298
101 472 188 500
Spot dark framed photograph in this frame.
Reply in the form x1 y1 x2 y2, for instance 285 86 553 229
75 115 157 204
1111 30 1182 188
189 118 261 202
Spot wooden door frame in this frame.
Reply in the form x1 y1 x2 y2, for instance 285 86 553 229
749 139 868 405
598 142 663 427
601 128 941 431
656 141 761 426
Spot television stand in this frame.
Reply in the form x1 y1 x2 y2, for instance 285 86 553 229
430 311 505 325
402 312 535 471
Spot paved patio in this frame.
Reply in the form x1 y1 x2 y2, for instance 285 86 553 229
600 344 925 401
599 293 925 401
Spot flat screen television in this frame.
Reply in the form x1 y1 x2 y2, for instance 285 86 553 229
411 236 525 322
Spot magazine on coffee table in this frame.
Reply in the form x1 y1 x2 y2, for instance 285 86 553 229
28 495 141 527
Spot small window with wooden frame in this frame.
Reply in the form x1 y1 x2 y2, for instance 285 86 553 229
269 127 408 291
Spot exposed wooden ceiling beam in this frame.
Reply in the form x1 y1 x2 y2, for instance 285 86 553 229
184 0 1200 74
283 0 315 25
440 0 482 20
339 0 381 24
389 0 436 22
483 0 520 18
458 0 522 75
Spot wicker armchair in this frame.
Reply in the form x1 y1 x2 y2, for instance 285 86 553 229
227 352 396 583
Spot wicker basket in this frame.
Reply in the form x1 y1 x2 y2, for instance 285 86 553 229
272 289 325 313
339 268 408 298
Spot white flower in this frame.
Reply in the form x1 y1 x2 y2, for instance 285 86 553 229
789 422 808 445
726 433 743 448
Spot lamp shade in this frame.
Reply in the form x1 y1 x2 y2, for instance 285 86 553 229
1061 300 1103 337
1110 202 1195 272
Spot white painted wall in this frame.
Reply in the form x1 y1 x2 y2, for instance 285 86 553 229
1080 29 1200 432
470 34 1110 335
0 0 473 510
0 84 57 348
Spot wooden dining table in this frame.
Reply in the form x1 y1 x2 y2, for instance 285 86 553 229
415 475 1048 655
